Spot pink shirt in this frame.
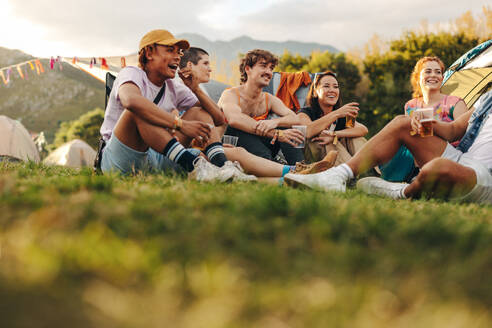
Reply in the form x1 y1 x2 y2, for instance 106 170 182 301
100 66 198 141
404 95 462 122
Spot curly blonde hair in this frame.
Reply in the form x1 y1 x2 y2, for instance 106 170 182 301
410 56 445 98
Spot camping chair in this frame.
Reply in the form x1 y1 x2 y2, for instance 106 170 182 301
105 72 116 109
94 72 116 172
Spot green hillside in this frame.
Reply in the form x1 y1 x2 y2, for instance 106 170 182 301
0 47 104 142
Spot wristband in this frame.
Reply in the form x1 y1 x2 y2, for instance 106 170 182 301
270 129 279 145
173 116 183 130
333 132 338 145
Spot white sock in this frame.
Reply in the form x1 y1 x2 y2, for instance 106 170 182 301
399 186 408 199
337 164 354 180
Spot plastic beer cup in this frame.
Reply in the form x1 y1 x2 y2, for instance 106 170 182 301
416 108 434 137
292 125 307 148
222 135 238 146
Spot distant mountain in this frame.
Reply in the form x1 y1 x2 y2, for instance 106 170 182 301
0 35 337 142
177 33 339 61
0 47 104 143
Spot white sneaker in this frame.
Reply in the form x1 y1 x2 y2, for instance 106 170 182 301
189 157 235 182
223 161 258 182
357 177 408 199
284 167 347 192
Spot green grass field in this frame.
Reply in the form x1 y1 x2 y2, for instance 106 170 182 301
1 162 491 327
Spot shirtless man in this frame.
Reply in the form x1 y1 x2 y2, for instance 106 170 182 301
218 49 304 164
284 91 492 205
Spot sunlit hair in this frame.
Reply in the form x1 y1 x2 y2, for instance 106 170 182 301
179 47 209 69
306 71 342 112
239 49 278 84
410 56 445 98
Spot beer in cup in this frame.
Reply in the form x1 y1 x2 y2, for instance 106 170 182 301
416 108 434 137
345 115 355 128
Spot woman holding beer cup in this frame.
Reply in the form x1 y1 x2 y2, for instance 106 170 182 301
297 71 369 165
379 56 468 182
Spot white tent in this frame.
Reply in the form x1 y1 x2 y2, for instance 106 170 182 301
44 139 96 168
0 115 40 162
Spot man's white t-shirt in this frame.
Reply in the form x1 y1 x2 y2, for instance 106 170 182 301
100 66 198 141
467 112 492 170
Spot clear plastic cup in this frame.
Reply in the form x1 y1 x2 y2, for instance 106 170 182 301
222 135 238 146
416 108 434 137
292 125 307 148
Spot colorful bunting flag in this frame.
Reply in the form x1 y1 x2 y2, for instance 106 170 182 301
101 58 108 70
28 61 34 70
72 57 77 64
17 65 24 79
0 70 7 84
6 68 11 83
35 59 44 74
121 57 126 68
56 56 63 70
24 65 29 80
50 57 54 69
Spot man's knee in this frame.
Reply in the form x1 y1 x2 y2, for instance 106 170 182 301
418 158 456 183
183 106 213 123
389 115 411 130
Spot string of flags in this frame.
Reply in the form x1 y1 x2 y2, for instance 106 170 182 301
0 59 46 85
0 54 134 86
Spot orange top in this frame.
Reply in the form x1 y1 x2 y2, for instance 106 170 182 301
231 87 270 121
275 71 311 112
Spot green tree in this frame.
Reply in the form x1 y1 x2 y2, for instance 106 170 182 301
277 50 309 72
303 51 361 102
53 108 104 148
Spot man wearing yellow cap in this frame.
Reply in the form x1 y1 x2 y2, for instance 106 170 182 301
99 29 246 181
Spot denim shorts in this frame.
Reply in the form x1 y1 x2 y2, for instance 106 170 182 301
101 135 200 175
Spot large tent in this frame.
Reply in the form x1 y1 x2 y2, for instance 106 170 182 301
441 39 492 107
44 139 96 168
0 115 40 162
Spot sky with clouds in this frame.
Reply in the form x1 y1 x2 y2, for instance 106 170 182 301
0 0 489 57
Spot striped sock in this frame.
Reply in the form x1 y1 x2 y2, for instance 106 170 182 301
205 142 227 167
162 138 198 172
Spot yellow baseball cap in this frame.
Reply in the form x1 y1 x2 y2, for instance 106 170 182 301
139 29 190 52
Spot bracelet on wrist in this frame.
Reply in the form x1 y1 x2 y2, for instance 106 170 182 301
270 129 279 145
173 116 183 131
